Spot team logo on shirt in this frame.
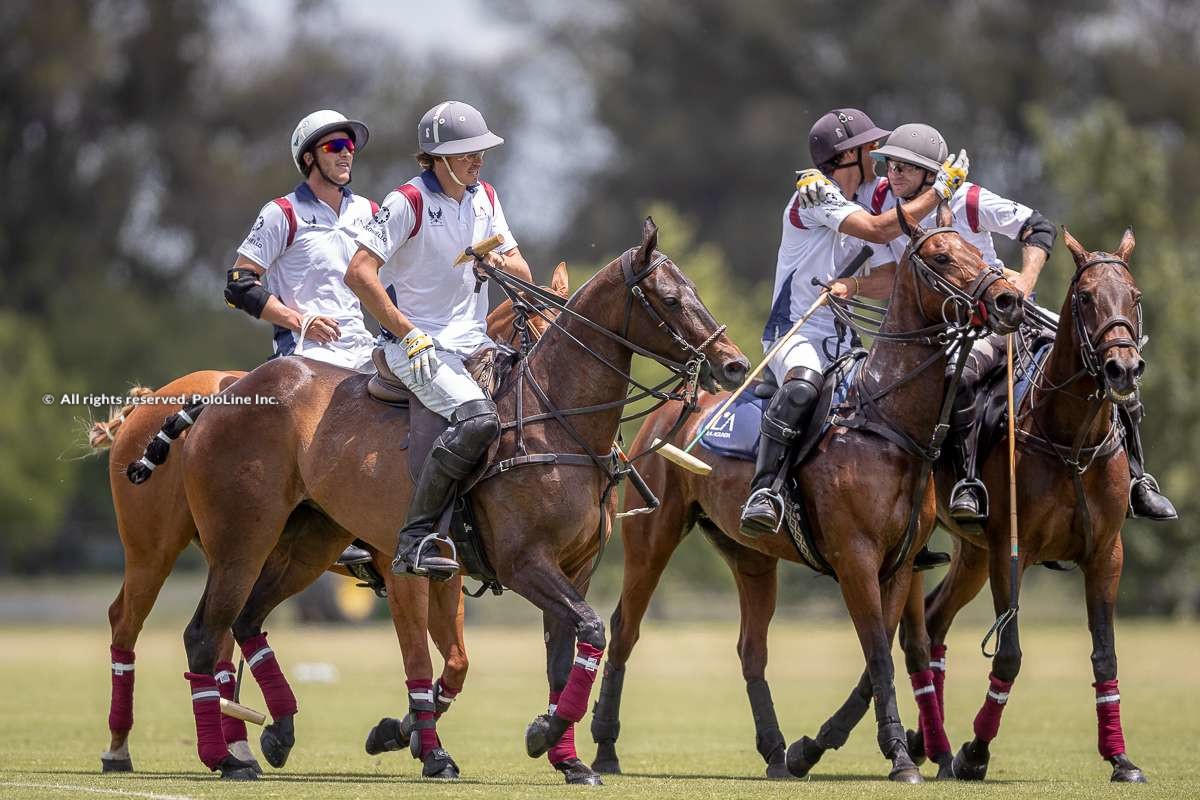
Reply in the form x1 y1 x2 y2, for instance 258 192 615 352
428 207 445 226
373 207 390 225
302 214 317 225
252 215 265 232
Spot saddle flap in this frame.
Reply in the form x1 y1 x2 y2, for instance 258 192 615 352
367 347 412 406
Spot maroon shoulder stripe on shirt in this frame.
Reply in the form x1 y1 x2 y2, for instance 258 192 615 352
480 180 496 212
871 178 890 215
788 195 807 229
272 197 297 249
966 184 982 233
397 184 423 240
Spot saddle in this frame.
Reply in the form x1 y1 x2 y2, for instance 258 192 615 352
365 344 520 592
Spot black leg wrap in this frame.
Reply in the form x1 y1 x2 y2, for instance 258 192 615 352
590 662 624 744
125 401 207 484
877 718 906 759
815 683 871 751
746 679 786 768
421 746 460 780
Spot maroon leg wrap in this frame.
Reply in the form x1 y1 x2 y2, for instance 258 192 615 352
240 632 297 718
109 645 135 734
185 671 229 770
910 669 951 759
553 642 603 723
1094 679 1126 758
547 690 578 765
406 678 439 757
930 643 947 723
972 672 1014 743
215 660 248 744
434 679 461 718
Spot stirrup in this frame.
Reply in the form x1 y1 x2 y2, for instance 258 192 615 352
391 532 460 580
949 478 988 522
740 487 785 536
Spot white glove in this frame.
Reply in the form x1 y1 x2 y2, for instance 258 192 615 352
794 168 838 209
401 327 438 387
932 149 970 200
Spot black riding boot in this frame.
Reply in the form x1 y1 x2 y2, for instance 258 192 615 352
391 453 463 582
1121 402 1177 520
947 401 987 523
740 367 821 537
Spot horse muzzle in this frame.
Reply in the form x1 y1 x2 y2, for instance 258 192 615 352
976 288 1024 335
1102 354 1144 406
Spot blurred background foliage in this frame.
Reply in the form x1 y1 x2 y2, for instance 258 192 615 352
1 0 1195 615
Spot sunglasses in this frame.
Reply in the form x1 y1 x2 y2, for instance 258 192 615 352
316 138 356 155
886 159 921 176
451 151 484 162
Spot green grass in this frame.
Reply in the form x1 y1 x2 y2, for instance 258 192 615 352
1 619 1197 799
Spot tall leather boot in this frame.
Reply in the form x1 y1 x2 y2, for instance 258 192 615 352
740 368 821 537
391 446 467 582
947 400 988 523
1121 401 1177 520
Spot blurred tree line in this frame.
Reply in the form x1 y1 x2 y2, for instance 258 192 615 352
1 0 1195 615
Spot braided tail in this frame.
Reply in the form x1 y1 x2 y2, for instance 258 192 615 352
126 398 207 484
87 387 154 449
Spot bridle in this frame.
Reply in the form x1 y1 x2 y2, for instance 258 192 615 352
1070 255 1142 385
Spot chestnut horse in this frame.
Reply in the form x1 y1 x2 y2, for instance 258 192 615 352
591 204 1023 782
173 219 749 782
883 229 1149 782
89 265 570 775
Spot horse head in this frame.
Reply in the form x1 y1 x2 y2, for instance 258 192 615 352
1062 228 1143 405
600 217 749 393
897 201 1024 334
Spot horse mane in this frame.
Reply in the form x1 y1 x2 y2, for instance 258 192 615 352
87 385 155 450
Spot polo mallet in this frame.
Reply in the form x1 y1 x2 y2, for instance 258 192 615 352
456 233 507 293
982 332 1020 657
220 698 266 726
653 246 874 476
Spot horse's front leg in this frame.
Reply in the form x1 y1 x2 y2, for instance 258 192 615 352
1083 538 1146 783
506 554 606 786
898 570 953 777
541 608 602 785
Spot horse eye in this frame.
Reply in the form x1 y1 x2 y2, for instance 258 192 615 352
933 253 950 265
663 296 680 307
1079 292 1093 304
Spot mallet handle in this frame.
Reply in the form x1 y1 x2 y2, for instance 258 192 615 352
454 233 507 265
220 697 266 726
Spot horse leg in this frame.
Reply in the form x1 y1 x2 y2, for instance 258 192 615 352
542 604 603 786
1083 540 1146 782
212 630 261 773
951 549 1027 781
591 489 692 775
511 561 606 779
898 571 952 777
903 538 989 772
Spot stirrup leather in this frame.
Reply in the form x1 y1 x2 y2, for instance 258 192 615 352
742 487 785 534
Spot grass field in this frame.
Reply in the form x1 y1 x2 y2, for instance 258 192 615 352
1 617 1197 799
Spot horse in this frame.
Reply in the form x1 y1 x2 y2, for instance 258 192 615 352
590 203 1023 782
890 228 1149 783
172 218 749 782
89 264 571 775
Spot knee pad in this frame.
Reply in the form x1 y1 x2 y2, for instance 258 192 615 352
433 399 500 478
769 367 822 415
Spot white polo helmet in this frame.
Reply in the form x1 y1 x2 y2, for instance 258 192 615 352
417 101 504 157
290 110 369 176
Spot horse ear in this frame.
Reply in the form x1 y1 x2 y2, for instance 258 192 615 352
935 199 953 229
1115 227 1136 262
637 216 659 265
1062 227 1088 265
551 261 570 297
895 201 922 239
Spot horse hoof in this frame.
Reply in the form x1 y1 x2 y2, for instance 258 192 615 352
216 754 259 781
1109 754 1148 783
227 740 263 775
951 741 989 781
555 757 603 785
906 728 926 765
260 715 295 769
591 743 621 775
785 736 824 778
889 766 924 783
934 753 954 780
100 756 133 773
421 747 460 780
525 713 567 759
765 760 795 780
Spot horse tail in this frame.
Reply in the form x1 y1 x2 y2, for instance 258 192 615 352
87 386 155 450
125 397 208 485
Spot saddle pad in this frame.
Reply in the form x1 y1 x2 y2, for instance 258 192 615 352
699 356 864 462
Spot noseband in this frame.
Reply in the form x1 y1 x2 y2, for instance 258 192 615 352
1070 254 1142 382
907 226 1006 327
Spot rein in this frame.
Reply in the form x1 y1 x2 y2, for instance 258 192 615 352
824 221 1005 580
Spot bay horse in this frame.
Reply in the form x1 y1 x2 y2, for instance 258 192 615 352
887 228 1150 782
591 203 1023 782
89 265 571 776
174 219 749 782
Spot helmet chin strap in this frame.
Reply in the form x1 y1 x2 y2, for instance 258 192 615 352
440 156 469 188
900 170 936 201
314 156 351 189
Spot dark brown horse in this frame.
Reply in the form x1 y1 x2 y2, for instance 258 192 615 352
891 229 1149 782
174 220 749 782
590 204 1023 782
90 264 571 775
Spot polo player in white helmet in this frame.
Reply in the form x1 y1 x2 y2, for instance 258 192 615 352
345 100 534 584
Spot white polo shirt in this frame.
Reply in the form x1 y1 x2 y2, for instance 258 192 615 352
874 181 1034 268
763 178 893 346
353 170 517 356
236 182 377 370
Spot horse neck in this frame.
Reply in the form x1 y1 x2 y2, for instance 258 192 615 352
1029 283 1112 445
859 260 949 443
519 270 634 453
